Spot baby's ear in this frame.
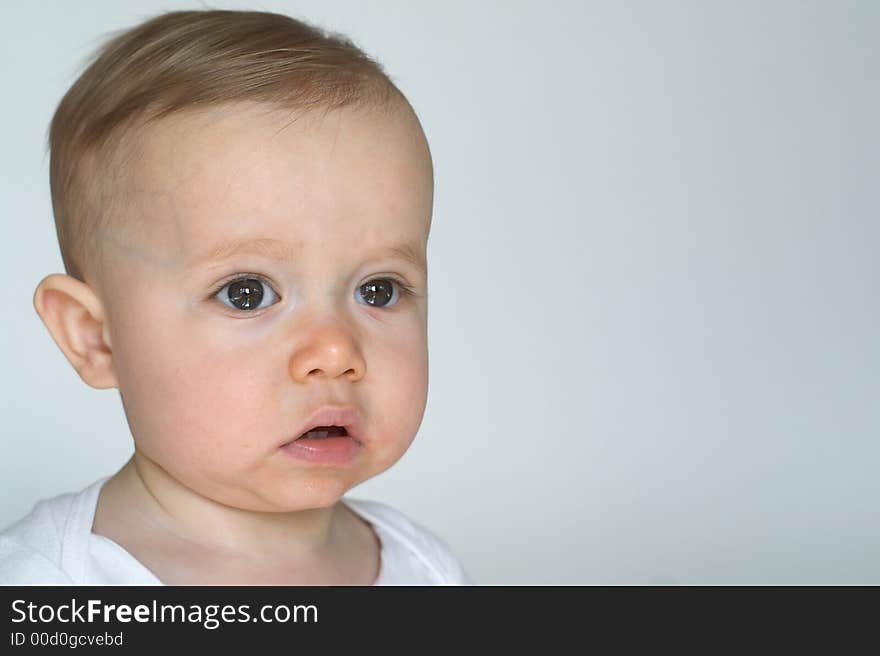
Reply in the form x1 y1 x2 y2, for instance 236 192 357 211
33 274 118 389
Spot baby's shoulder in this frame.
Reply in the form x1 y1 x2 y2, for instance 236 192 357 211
0 491 81 584
343 497 471 584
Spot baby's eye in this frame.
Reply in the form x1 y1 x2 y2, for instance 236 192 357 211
355 278 406 308
214 276 279 312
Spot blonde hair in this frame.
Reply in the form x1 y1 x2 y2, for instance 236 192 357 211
49 9 405 282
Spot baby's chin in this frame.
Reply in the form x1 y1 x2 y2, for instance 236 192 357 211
199 472 363 514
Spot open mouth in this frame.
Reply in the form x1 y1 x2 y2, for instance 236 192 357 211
281 406 363 463
296 425 349 440
281 408 362 464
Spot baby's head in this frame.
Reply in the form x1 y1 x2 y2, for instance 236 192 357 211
35 10 433 512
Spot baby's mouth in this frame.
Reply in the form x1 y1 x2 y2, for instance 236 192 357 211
282 405 364 451
281 421 361 464
296 425 349 440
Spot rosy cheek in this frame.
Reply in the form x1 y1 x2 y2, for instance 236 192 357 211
387 347 428 414
147 355 259 455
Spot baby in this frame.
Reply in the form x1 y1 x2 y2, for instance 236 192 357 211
0 9 469 585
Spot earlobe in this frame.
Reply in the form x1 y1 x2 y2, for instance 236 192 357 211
33 274 118 390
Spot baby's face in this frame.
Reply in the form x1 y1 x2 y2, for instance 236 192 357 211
96 100 433 511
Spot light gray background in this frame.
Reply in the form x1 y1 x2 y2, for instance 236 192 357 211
1 0 878 584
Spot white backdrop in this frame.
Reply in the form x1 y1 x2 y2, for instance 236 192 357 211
1 0 878 584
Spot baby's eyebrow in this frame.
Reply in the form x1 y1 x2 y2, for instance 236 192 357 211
193 238 296 266
192 237 426 275
382 243 427 277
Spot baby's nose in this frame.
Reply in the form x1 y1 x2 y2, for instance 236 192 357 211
289 322 365 383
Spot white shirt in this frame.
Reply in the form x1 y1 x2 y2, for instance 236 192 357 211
0 478 471 585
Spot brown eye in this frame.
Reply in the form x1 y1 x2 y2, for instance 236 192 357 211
216 277 279 311
356 279 398 308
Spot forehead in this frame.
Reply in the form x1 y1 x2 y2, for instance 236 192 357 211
115 100 433 270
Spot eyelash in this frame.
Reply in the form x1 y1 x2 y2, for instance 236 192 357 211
209 273 417 313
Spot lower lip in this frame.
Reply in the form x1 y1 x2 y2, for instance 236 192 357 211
280 436 361 465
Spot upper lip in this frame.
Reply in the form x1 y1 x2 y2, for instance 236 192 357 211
285 406 364 445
